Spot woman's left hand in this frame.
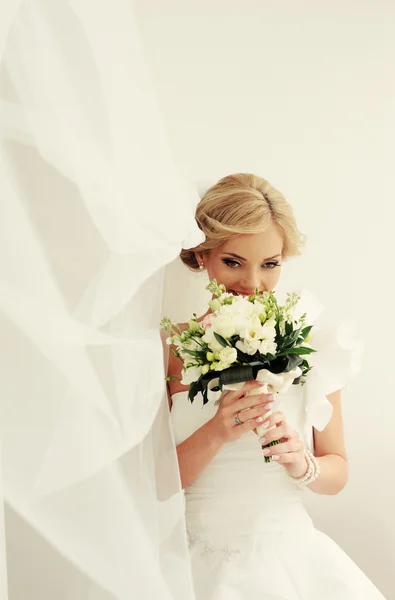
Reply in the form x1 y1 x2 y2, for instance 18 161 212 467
257 410 308 477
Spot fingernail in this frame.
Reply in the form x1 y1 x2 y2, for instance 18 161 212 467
267 394 274 400
262 448 271 455
263 420 270 428
256 417 263 423
260 436 267 444
272 455 280 460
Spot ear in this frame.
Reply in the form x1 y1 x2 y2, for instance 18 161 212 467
194 251 204 265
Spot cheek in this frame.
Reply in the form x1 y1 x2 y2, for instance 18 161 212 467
206 261 226 279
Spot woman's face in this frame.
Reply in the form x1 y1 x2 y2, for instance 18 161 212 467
196 221 284 296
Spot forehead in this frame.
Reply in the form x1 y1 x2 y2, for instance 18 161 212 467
220 227 283 256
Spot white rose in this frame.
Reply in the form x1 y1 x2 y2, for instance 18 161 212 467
212 316 236 339
181 365 202 385
236 338 260 355
219 346 237 365
202 330 224 353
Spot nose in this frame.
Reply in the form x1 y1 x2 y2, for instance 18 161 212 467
238 269 263 294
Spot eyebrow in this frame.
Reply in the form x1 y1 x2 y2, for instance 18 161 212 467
222 252 282 261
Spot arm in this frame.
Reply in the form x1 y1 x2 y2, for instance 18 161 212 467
167 381 272 490
166 383 225 489
175 420 225 489
305 389 349 495
305 454 348 495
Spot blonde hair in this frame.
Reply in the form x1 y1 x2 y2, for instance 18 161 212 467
180 173 307 271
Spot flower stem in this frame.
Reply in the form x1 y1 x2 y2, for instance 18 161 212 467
262 439 281 463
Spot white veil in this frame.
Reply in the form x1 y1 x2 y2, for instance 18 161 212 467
0 1 202 598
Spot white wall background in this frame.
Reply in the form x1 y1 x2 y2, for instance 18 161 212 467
134 1 395 598
1 2 394 599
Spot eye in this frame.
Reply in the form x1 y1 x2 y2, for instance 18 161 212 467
222 259 241 268
222 259 281 270
264 261 280 270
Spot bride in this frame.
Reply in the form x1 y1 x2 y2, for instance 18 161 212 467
166 172 387 600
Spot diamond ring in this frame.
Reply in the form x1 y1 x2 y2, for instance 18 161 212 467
234 412 242 425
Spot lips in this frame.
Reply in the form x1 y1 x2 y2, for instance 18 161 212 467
229 289 263 296
229 290 250 296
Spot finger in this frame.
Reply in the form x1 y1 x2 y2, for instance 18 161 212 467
232 392 273 413
259 422 294 444
258 410 285 429
263 451 302 463
239 416 267 436
221 380 268 405
261 439 302 456
236 403 273 424
259 425 299 446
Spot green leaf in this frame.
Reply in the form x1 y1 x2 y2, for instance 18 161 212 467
182 349 206 358
277 347 316 356
285 321 293 335
300 325 313 340
214 332 230 347
188 381 199 403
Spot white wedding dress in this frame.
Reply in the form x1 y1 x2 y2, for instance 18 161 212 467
170 332 387 600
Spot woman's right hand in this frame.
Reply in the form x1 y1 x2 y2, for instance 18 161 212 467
209 380 273 445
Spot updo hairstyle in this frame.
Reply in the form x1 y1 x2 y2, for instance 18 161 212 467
180 173 307 271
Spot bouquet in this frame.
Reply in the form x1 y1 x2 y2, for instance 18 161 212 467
161 279 316 462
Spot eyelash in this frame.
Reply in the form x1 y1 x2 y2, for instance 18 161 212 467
222 259 280 270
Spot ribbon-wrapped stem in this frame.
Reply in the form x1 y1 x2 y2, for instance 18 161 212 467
220 366 303 463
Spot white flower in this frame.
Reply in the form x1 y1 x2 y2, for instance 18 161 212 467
260 322 276 340
179 351 196 366
183 338 201 351
259 339 277 355
219 346 237 365
251 300 267 321
215 361 232 371
202 329 225 353
188 319 203 333
208 299 221 312
241 323 264 343
205 314 237 341
264 317 276 328
181 365 202 385
236 338 260 355
217 292 236 303
201 314 214 329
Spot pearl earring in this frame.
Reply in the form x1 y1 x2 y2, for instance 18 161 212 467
199 263 204 270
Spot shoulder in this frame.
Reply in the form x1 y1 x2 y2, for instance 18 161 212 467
166 322 189 409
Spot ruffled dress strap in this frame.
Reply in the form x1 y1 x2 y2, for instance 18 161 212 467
293 289 364 453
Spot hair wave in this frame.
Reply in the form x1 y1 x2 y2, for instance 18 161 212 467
180 173 307 271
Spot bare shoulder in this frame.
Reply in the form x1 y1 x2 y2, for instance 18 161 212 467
166 322 189 409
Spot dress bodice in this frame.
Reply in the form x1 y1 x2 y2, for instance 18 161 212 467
170 386 314 542
169 318 362 546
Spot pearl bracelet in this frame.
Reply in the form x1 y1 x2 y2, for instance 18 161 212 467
289 449 320 488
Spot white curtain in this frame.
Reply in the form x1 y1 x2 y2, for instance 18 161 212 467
0 1 202 598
